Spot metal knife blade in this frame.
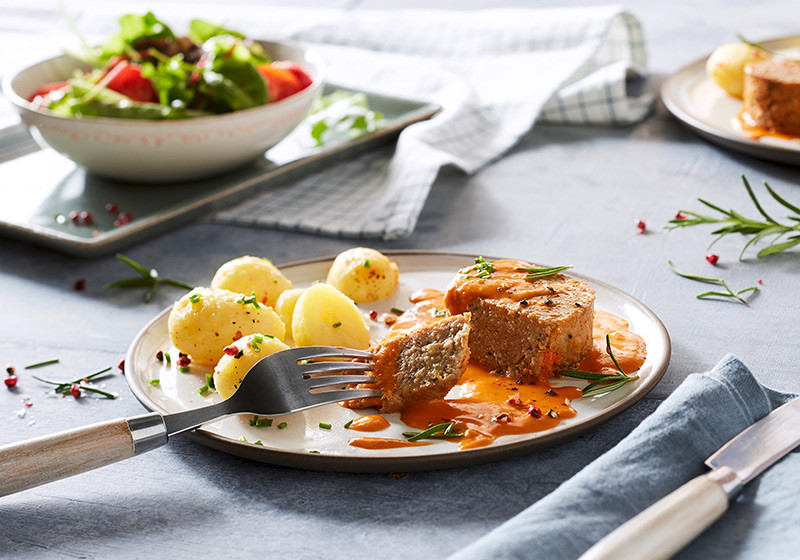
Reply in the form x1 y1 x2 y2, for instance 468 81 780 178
706 396 800 484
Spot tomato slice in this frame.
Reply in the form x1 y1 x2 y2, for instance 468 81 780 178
105 62 159 103
272 61 313 90
27 82 69 102
257 63 304 102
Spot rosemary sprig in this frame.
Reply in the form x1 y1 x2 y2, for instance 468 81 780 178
33 366 116 399
404 422 462 441
668 260 758 305
559 335 640 398
104 253 195 303
666 175 800 259
516 265 572 279
24 359 60 369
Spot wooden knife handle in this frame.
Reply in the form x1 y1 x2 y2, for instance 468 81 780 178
579 473 731 560
0 418 137 497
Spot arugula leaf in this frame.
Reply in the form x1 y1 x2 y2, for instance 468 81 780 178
188 19 245 43
141 57 194 108
101 12 177 60
308 91 385 147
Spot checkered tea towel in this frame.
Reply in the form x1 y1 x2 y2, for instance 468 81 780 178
208 6 655 239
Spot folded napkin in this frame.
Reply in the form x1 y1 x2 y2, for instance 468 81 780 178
447 355 799 560
210 6 654 239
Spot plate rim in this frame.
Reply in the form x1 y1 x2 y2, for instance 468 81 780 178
124 250 671 472
660 35 800 166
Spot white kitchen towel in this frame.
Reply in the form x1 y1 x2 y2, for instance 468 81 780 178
211 7 653 238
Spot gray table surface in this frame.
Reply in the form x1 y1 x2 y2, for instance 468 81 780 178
1 1 798 559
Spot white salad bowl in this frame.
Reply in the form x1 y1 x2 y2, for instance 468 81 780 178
2 40 325 182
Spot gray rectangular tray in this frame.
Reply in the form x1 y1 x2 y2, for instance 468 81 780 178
0 84 439 257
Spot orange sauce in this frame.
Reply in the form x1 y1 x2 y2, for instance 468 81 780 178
738 111 800 142
348 437 432 450
346 281 647 451
346 414 391 432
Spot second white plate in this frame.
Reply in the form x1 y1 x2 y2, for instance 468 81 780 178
661 36 800 166
125 252 670 472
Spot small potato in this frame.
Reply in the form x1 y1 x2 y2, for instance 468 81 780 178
275 288 305 339
213 333 289 399
211 256 293 308
325 247 399 303
706 42 770 98
292 283 370 349
168 287 285 366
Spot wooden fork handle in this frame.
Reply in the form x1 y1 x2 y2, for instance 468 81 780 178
0 413 167 497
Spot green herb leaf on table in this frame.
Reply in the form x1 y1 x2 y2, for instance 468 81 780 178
667 260 758 305
104 253 194 303
559 335 640 398
666 175 800 259
33 366 117 399
403 422 464 441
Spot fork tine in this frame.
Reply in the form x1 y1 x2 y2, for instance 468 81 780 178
307 374 375 389
305 387 381 407
282 346 373 361
301 361 373 375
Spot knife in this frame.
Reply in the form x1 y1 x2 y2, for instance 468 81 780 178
579 396 800 560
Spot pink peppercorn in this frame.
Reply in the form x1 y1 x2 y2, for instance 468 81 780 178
223 345 238 356
528 406 542 418
635 219 646 234
674 212 687 220
177 355 191 367
105 202 119 213
79 211 93 225
706 254 719 265
369 310 378 320
70 384 81 398
4 375 18 388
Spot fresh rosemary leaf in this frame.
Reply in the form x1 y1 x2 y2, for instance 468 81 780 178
667 175 800 259
405 422 454 441
559 335 639 398
517 265 572 279
105 253 194 302
668 260 758 305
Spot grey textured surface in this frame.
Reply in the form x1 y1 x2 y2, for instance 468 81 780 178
1 1 799 559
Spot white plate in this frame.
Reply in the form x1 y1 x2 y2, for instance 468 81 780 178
660 36 800 166
125 252 670 471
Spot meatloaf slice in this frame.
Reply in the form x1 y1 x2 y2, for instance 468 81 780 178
742 58 800 137
443 259 595 382
349 314 471 413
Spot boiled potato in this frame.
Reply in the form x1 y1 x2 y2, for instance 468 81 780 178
210 256 293 308
325 247 399 303
168 287 285 366
706 42 770 98
292 283 370 349
213 333 289 399
275 287 304 339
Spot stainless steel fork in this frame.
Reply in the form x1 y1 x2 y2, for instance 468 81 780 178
0 346 376 497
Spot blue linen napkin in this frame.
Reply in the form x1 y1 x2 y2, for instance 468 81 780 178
447 355 799 560
209 6 654 239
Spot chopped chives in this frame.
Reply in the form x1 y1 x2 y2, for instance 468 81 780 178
309 450 320 454
254 440 263 446
344 420 353 429
149 379 160 385
319 423 332 430
179 366 189 373
164 352 171 363
24 359 60 369
277 422 288 429
332 322 342 328
390 307 405 315
198 385 209 395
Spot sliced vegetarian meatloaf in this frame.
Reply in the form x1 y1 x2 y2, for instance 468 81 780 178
443 259 595 382
349 314 471 413
742 58 800 137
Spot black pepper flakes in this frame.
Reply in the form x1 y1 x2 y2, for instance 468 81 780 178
544 299 553 306
546 388 558 396
520 300 529 306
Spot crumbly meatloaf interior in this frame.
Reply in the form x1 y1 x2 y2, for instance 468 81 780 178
743 58 800 137
444 260 595 382
350 314 471 413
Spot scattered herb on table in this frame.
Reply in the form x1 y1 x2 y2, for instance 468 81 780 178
666 175 800 259
24 359 60 369
667 260 758 305
33 366 116 399
560 335 640 398
104 253 194 303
